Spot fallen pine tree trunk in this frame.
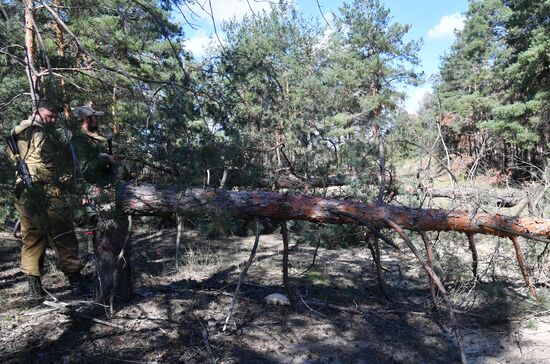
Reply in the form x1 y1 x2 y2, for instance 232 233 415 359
115 182 546 361
116 183 550 241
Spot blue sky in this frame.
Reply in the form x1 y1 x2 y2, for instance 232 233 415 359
176 0 469 113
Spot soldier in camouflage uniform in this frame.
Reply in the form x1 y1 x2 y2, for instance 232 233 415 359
9 103 84 301
72 106 131 302
72 106 114 188
71 106 116 226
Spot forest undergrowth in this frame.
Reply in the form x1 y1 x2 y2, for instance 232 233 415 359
1 208 550 363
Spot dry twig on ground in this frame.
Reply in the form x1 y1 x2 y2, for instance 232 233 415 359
222 218 261 332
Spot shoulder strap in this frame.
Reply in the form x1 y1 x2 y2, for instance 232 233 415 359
11 117 43 138
10 117 44 161
83 129 108 142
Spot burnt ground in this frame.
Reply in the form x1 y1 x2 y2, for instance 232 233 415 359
1 225 550 364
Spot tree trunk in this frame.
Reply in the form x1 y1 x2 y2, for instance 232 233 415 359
111 84 117 133
95 215 133 304
116 183 550 241
53 0 70 119
23 0 38 107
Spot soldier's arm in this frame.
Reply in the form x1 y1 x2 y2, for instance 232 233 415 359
90 152 113 173
72 135 113 181
25 128 53 183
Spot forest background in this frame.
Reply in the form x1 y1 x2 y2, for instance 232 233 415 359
0 0 548 253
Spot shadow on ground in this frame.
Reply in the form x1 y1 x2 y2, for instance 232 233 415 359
0 227 545 363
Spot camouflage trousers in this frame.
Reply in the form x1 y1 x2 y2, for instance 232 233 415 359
14 185 80 278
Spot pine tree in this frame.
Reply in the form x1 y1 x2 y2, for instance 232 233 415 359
436 0 549 179
494 0 550 171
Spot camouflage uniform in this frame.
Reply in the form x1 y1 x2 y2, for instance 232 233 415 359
71 129 114 188
71 128 115 226
10 116 81 279
71 112 131 301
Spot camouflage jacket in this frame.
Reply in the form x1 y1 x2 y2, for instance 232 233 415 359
9 116 73 189
71 129 114 187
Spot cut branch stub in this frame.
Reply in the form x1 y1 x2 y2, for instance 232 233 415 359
420 232 437 307
467 234 478 279
510 236 537 298
367 233 389 299
117 183 550 241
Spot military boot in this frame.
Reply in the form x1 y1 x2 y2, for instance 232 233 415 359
26 275 44 302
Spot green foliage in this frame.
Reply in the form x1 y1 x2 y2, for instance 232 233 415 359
437 0 507 124
0 2 28 126
0 190 15 227
291 221 365 249
211 0 422 186
306 270 330 286
435 0 550 178
1 0 423 202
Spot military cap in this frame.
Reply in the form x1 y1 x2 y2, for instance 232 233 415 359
75 106 105 120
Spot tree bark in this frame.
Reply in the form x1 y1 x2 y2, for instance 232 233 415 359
116 183 550 240
53 0 70 118
95 215 133 304
23 0 38 107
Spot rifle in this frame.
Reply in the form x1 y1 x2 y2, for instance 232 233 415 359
5 133 33 190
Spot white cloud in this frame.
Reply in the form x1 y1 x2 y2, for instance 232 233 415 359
404 86 431 114
184 31 215 57
314 21 336 51
427 13 465 39
182 0 277 57
189 0 272 22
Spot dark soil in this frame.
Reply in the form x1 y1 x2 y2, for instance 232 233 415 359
1 226 549 363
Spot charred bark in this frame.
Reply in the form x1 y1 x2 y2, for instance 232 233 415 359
95 215 132 304
116 183 550 241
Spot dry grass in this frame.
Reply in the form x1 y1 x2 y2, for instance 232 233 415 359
1 223 550 363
